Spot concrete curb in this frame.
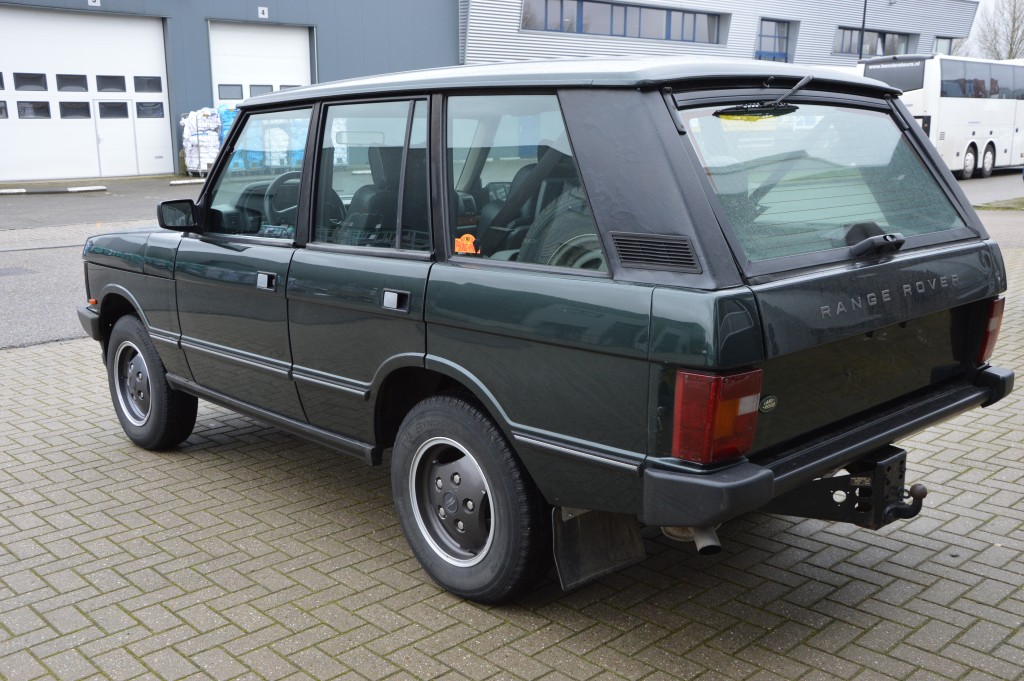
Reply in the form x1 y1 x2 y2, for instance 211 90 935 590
0 185 107 195
168 179 206 186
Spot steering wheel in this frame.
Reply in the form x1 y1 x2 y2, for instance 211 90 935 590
263 171 302 226
547 232 607 271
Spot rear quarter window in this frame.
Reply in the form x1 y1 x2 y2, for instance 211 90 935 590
683 103 965 264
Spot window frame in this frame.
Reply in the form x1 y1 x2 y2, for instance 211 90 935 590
440 90 608 275
755 19 790 62
307 96 433 254
196 104 317 246
671 88 978 280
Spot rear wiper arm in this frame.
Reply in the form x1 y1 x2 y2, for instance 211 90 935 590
713 74 814 119
850 232 905 258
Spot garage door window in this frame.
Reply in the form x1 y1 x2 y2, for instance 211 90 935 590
14 73 47 91
0 102 7 119
99 102 129 119
136 102 164 119
134 76 162 93
17 101 50 119
96 76 126 92
57 75 88 92
251 85 273 97
59 102 91 119
219 84 243 100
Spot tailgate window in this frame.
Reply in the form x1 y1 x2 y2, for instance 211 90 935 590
683 103 966 264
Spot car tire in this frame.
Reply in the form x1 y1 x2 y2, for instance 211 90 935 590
980 145 995 179
107 315 198 450
959 145 977 180
391 394 551 603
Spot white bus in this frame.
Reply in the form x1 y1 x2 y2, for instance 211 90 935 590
861 54 1024 179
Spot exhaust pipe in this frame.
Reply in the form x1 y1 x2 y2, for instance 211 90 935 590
661 525 722 555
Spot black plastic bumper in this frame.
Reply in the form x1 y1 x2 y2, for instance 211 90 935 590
641 367 1013 528
77 306 101 341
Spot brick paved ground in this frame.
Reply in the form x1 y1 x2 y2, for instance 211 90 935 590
0 250 1020 680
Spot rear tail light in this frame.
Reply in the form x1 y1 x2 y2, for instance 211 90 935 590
977 297 1005 364
671 369 762 465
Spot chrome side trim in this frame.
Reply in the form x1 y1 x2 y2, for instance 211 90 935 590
514 434 641 473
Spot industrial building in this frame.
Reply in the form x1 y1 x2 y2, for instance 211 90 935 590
1 0 978 181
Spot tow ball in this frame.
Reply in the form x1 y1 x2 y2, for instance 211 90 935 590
763 445 928 530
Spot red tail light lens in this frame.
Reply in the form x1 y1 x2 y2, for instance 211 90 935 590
977 297 1005 364
671 369 762 465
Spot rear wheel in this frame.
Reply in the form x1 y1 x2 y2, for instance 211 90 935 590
107 315 197 450
980 145 995 179
959 145 977 180
391 395 550 603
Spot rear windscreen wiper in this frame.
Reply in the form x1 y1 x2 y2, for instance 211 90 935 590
713 74 814 119
850 232 905 258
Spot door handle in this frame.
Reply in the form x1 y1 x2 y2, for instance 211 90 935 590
382 289 410 312
256 271 277 291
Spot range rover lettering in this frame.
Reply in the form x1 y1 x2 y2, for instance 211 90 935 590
79 58 1013 603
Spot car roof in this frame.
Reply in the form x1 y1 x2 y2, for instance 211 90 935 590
243 56 897 108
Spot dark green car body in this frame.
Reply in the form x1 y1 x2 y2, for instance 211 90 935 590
80 58 1013 596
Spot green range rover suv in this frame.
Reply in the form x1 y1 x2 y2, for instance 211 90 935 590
79 58 1013 603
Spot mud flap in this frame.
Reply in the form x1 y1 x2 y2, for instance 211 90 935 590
762 445 926 529
552 508 647 590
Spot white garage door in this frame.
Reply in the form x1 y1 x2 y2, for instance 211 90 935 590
0 6 173 182
209 22 312 108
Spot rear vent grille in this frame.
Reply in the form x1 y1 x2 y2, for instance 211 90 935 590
611 233 701 273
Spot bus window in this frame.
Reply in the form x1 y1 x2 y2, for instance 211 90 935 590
991 64 1013 99
940 60 966 97
965 61 990 98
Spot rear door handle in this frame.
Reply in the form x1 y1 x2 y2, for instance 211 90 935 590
382 289 410 312
256 271 277 291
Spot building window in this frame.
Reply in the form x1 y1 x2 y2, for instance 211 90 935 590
134 76 162 93
1 73 6 90
136 102 165 119
834 27 909 56
96 75 126 92
59 102 91 119
756 19 789 61
522 0 720 44
17 101 51 119
98 102 129 119
57 75 88 92
14 73 47 91
218 84 244 100
250 84 273 97
934 37 954 55
280 85 301 91
0 102 7 119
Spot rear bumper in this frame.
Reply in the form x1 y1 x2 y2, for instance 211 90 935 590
641 366 1013 527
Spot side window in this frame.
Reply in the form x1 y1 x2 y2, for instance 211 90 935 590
204 108 312 238
446 94 605 271
313 99 430 251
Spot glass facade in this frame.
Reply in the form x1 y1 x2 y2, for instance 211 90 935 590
522 0 720 44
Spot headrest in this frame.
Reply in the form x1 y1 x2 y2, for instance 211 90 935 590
368 146 403 189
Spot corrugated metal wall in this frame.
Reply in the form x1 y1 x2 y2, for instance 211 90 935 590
464 0 979 65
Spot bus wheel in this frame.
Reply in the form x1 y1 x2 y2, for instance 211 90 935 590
980 145 995 179
959 146 977 180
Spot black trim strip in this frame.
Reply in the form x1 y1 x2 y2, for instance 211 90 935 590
514 434 641 474
166 374 380 465
292 366 370 400
180 338 290 378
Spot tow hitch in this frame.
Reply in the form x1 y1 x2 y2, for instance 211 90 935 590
763 445 927 530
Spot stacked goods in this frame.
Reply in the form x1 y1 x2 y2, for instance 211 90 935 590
181 108 221 175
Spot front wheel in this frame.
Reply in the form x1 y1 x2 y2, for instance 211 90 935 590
391 395 550 603
958 146 977 180
107 315 197 450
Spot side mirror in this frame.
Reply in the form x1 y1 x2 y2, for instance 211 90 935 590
157 199 201 232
